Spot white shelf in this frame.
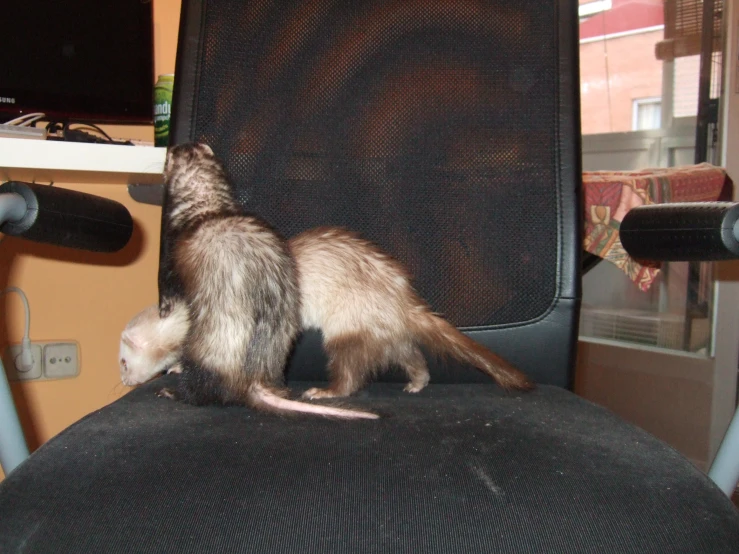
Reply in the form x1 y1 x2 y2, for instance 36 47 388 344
0 137 166 185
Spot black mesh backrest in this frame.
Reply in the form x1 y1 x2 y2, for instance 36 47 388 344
167 0 582 387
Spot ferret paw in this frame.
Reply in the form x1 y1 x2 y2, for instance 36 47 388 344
302 387 339 400
404 382 427 394
166 363 183 374
157 387 177 400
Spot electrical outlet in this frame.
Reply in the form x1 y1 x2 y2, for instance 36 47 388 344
3 344 43 380
43 342 80 379
2 341 81 381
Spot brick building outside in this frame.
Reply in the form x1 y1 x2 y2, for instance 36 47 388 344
578 0 699 136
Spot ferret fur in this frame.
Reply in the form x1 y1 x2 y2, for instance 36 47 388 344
292 227 533 399
122 223 533 399
157 142 377 419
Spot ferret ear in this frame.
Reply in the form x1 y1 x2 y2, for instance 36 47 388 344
197 143 214 156
121 330 142 350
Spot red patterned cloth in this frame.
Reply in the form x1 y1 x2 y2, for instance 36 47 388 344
583 162 730 291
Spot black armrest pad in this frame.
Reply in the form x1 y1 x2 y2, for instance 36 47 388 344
620 202 739 261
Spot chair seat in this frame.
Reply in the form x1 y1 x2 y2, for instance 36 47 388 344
1 374 737 553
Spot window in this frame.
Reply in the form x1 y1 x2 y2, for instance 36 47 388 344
579 0 664 135
632 97 662 130
578 0 722 355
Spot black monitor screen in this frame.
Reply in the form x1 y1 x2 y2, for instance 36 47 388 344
0 1 154 124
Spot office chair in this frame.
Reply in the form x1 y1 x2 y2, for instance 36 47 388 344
1 1 737 551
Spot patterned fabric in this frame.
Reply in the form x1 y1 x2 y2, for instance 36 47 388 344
583 163 729 291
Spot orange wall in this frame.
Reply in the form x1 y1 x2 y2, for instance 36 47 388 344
0 0 181 479
1 187 162 451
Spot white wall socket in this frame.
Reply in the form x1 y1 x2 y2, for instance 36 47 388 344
3 341 80 381
43 343 80 379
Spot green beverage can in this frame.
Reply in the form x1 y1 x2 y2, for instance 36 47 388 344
154 74 174 147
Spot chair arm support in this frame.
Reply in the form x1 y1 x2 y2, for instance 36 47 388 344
620 202 739 262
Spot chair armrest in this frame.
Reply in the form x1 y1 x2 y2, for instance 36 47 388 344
0 181 133 253
620 202 739 261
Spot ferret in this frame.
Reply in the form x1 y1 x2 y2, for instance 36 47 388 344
121 225 533 397
156 142 377 419
292 227 533 399
119 303 186 386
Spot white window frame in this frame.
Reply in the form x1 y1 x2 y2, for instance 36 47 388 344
632 97 663 131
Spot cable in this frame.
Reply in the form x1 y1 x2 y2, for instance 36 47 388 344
18 115 45 127
3 113 46 126
67 123 115 142
0 287 33 371
43 120 133 145
2 288 30 338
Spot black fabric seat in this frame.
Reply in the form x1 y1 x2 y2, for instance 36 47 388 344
3 375 738 553
1 0 738 551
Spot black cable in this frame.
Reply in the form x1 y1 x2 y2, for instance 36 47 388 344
66 122 115 142
43 120 133 145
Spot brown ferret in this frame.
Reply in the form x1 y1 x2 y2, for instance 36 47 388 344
292 227 533 399
157 142 377 419
122 221 533 398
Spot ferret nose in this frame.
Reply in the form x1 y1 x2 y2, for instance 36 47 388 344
120 359 128 372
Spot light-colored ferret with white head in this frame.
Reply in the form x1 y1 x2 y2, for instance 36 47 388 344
120 227 534 398
120 303 187 385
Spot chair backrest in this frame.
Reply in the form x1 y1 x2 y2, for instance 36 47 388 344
165 0 582 388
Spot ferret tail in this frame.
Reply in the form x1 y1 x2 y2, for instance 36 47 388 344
248 384 379 420
410 307 535 391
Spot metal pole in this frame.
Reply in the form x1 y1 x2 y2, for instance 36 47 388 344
694 0 716 165
0 192 31 475
708 409 739 496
